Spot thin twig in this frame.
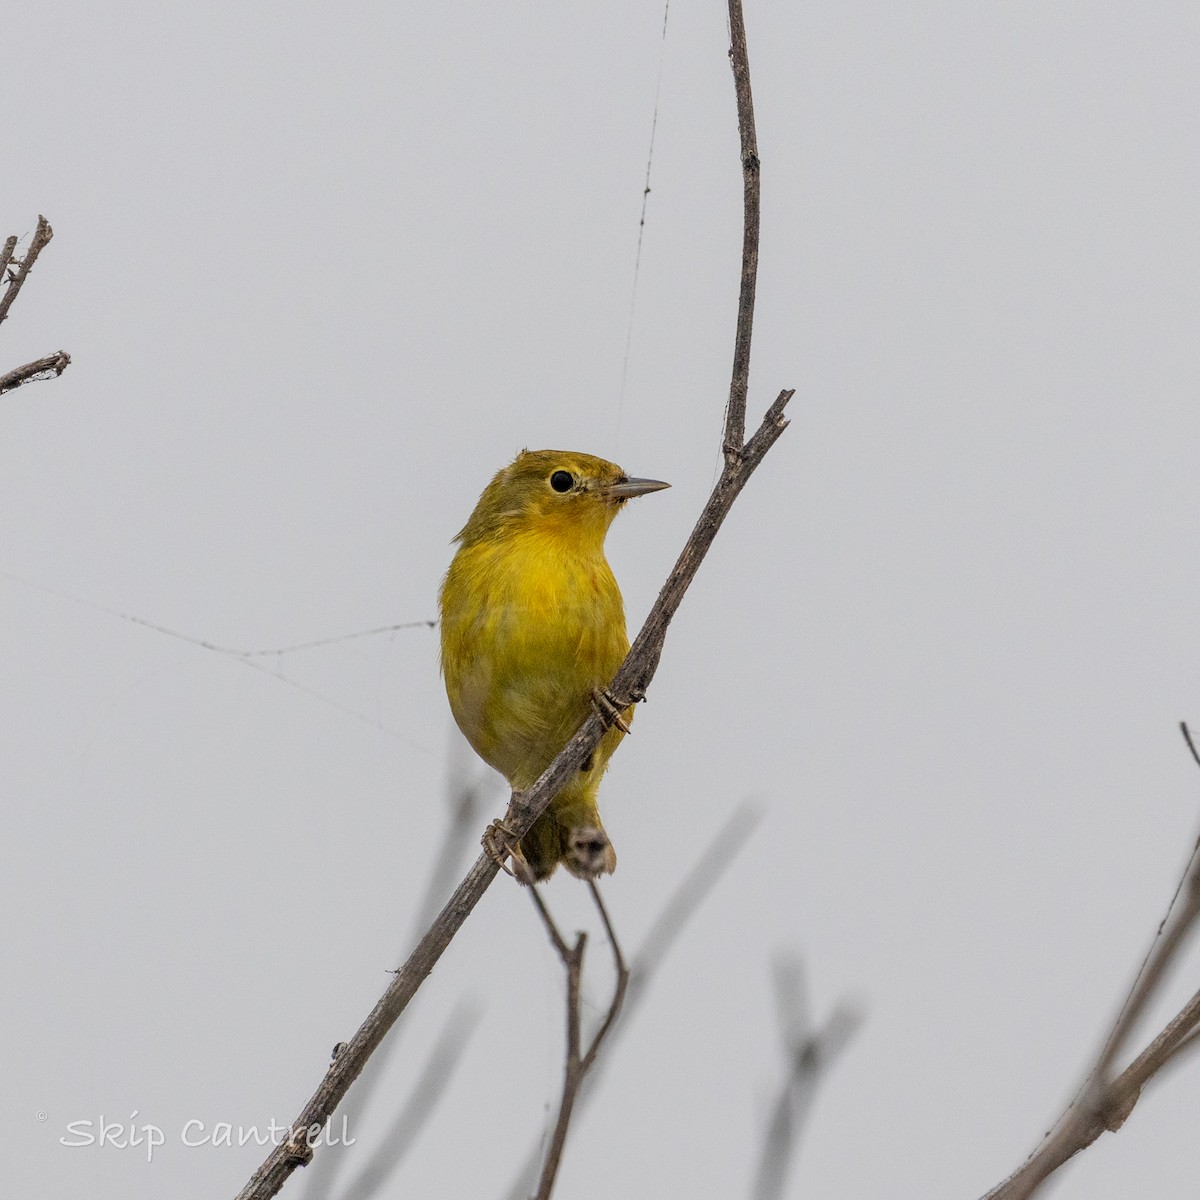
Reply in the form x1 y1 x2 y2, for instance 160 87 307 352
232 0 789 1191
1117 986 1200 1086
1180 720 1200 771
629 800 763 987
0 215 54 326
544 932 587 1198
722 0 760 460
980 725 1200 1200
752 956 862 1200
1160 1021 1200 1069
580 882 629 1074
530 884 630 1200
501 802 764 1200
1089 880 1200 1088
0 236 17 286
528 884 573 962
982 984 1200 1200
0 351 71 396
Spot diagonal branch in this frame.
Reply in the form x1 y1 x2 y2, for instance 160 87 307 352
230 388 792 1200
232 1 789 1194
979 721 1200 1200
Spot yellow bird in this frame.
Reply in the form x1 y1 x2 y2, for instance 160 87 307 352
439 449 669 882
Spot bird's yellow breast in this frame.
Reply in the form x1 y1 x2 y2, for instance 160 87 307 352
440 527 629 789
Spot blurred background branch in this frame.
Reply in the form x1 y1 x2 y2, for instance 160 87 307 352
752 955 862 1200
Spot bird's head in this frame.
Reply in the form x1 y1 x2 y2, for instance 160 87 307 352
454 449 669 549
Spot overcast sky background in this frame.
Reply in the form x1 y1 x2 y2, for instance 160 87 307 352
5 2 1200 1198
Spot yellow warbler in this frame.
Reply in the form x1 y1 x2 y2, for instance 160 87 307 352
439 449 668 882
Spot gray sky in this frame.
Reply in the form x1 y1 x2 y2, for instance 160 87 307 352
5 2 1200 1197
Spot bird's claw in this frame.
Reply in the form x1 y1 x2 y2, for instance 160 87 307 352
482 818 519 878
482 817 534 885
591 687 632 735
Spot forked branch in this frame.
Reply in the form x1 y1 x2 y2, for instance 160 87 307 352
500 802 765 1200
752 956 862 1200
0 217 54 325
233 2 790 1195
0 216 71 396
528 883 629 1200
980 721 1200 1199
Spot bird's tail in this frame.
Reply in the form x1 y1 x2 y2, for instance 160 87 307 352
517 800 617 883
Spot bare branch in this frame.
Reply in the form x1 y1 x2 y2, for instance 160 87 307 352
0 351 71 396
1117 986 1200 1088
1159 1020 1200 1071
0 236 17 285
529 884 629 1200
722 0 760 459
232 0 791 1190
1180 720 1200 771
752 956 863 1200
981 983 1200 1200
631 800 763 987
501 801 764 1200
0 217 71 396
0 215 54 327
579 883 629 1075
980 726 1200 1200
413 762 495 935
528 881 574 962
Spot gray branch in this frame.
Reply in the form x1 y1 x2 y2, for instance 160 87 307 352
0 216 71 397
979 721 1200 1199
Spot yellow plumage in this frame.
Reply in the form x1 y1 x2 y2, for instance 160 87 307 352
439 449 668 882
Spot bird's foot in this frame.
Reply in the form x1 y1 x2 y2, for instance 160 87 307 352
563 826 618 879
591 687 632 735
482 817 534 885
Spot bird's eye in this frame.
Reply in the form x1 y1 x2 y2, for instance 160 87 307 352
550 470 575 493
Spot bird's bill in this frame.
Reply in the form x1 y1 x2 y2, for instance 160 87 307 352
604 476 671 499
